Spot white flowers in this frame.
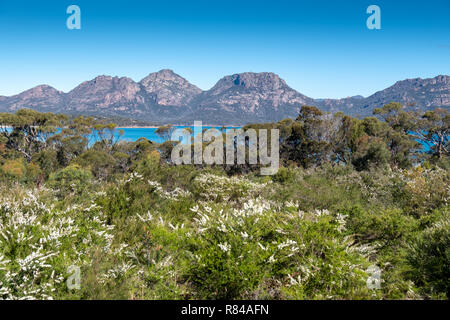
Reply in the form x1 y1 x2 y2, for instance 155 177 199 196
100 262 135 283
287 273 302 286
314 209 330 217
240 231 249 239
257 242 268 251
0 254 10 271
0 188 127 300
17 249 57 272
148 180 192 200
137 211 153 222
334 213 347 232
218 242 231 253
285 200 299 208
193 173 269 202
277 239 297 250
125 172 143 183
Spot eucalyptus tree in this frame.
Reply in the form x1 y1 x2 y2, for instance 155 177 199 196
0 109 65 162
416 108 449 158
373 102 419 167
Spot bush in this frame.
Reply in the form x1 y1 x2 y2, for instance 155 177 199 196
32 150 59 178
74 149 117 180
0 189 127 299
271 166 296 184
1 159 26 179
398 166 450 217
406 208 450 298
183 200 372 299
48 164 93 198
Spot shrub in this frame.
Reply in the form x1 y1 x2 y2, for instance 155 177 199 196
184 200 372 299
398 166 450 217
48 164 93 198
271 166 296 184
0 189 128 299
191 173 269 202
32 150 59 178
406 208 450 298
1 159 26 179
74 149 117 180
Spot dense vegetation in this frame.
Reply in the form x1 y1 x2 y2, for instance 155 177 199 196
0 104 448 300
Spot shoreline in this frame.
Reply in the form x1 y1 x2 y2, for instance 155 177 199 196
2 125 243 130
117 125 242 129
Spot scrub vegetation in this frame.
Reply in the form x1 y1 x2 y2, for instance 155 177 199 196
0 104 448 300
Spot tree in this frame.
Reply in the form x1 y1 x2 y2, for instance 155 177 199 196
373 102 416 133
373 103 419 167
351 135 390 171
47 115 94 166
93 123 124 150
155 125 175 141
284 106 332 168
415 108 449 158
331 113 358 164
0 109 65 162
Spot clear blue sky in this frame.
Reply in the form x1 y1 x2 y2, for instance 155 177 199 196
0 0 449 98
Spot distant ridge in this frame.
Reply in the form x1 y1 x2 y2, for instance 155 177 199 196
0 70 448 125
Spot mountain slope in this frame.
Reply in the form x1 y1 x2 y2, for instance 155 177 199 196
0 71 448 124
318 75 450 117
1 85 65 113
140 69 202 106
65 75 150 117
186 72 315 123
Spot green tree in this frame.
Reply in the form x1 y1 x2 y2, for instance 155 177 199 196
416 108 449 158
284 106 332 168
0 109 65 162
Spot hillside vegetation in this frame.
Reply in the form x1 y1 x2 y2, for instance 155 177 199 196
0 104 448 300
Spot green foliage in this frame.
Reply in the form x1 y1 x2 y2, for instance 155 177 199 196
0 108 448 300
1 159 26 179
406 208 450 298
183 199 375 299
271 166 296 183
32 149 59 178
0 158 42 184
74 149 117 180
48 164 93 198
352 136 391 171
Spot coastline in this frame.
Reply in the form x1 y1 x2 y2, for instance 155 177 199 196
2 125 242 129
117 125 242 129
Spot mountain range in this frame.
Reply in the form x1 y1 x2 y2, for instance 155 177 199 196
0 70 448 125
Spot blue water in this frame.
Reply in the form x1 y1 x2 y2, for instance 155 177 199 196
1 126 441 151
117 128 443 152
117 127 168 143
2 126 239 144
116 126 240 143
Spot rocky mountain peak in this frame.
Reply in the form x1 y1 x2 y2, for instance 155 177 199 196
144 69 178 80
0 71 448 125
64 76 143 113
21 85 62 97
209 72 288 95
139 69 201 106
1 85 64 112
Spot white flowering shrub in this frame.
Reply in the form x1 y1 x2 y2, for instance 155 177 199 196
183 199 373 299
406 207 450 298
0 189 128 300
0 163 447 300
191 173 269 202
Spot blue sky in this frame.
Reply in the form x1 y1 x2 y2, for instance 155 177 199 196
0 0 449 98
